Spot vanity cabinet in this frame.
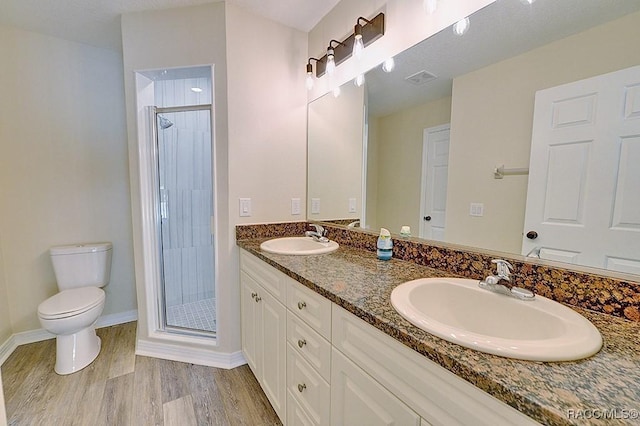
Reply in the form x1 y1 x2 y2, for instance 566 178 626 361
240 250 539 426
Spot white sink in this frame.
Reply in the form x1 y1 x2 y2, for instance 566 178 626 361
260 236 339 255
390 277 603 361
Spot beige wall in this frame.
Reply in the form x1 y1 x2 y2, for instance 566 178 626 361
446 11 640 254
0 237 10 343
307 0 494 100
371 96 451 234
0 25 136 333
308 84 364 221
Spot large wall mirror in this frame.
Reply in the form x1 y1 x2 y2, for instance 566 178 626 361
307 0 640 277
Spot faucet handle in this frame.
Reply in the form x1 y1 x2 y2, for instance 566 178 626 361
491 259 513 280
309 223 326 236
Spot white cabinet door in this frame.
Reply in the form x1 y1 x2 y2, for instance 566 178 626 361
523 65 640 273
258 288 287 421
240 271 260 374
240 268 287 422
331 348 420 426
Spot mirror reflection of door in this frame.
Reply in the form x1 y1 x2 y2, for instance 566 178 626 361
420 124 450 240
522 65 640 274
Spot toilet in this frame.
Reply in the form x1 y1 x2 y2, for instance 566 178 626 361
37 242 113 375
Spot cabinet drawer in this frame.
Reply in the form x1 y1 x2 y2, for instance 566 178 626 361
332 305 539 426
287 344 330 426
287 311 331 382
240 249 286 302
287 279 332 340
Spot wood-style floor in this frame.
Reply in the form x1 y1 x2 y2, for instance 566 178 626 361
1 322 281 426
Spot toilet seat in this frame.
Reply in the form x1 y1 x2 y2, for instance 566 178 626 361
38 287 105 320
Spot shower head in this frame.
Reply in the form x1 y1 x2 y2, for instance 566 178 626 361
158 115 174 129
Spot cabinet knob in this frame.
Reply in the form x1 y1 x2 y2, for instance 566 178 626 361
297 301 306 310
254 296 262 302
250 292 257 299
297 339 307 348
298 383 306 393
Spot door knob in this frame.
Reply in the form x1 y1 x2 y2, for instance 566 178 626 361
424 216 432 221
526 231 538 240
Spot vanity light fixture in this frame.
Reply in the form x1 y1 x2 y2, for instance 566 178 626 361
382 57 395 73
311 12 385 78
423 0 438 14
306 58 320 90
453 16 470 36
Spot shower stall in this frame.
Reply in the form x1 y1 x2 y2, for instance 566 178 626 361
136 66 217 337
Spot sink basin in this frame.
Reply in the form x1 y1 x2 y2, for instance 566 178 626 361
260 237 339 255
390 277 603 361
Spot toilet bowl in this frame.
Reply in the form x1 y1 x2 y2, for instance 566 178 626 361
37 242 112 375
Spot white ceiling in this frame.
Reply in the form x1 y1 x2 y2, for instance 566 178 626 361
0 0 341 51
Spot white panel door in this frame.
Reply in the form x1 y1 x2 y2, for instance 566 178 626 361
523 65 640 273
420 125 450 240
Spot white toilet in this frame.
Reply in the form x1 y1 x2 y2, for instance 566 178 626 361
37 242 113 375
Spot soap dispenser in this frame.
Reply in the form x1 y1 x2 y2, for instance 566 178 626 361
377 228 393 261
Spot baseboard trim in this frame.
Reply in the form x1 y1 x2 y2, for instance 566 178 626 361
0 310 138 365
136 338 246 369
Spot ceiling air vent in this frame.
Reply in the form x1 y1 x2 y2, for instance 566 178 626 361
404 70 437 85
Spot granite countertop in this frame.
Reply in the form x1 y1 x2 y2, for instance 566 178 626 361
238 239 640 426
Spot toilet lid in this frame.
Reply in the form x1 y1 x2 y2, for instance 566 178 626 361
38 287 105 320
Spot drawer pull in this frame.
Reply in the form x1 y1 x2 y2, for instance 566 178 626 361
298 383 306 393
254 295 262 302
297 339 307 348
297 301 307 310
250 292 257 299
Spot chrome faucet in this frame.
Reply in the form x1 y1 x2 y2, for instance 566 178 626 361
479 259 535 301
305 224 329 243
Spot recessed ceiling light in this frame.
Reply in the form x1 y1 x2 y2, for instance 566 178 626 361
191 87 203 93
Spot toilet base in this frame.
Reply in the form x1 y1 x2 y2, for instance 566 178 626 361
55 326 102 375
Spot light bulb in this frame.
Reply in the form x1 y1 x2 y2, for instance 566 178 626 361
353 34 364 60
423 0 437 14
326 54 336 76
382 57 395 73
333 86 341 98
354 74 365 87
453 17 470 36
306 72 314 91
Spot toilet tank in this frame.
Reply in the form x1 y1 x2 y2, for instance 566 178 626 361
50 242 113 290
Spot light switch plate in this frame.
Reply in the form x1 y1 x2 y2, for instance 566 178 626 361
470 202 484 217
311 198 321 215
348 198 357 213
239 198 252 217
291 198 301 215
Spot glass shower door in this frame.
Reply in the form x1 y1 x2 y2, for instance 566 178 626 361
155 106 216 334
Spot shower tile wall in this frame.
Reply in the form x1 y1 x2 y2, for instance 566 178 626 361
156 78 214 309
